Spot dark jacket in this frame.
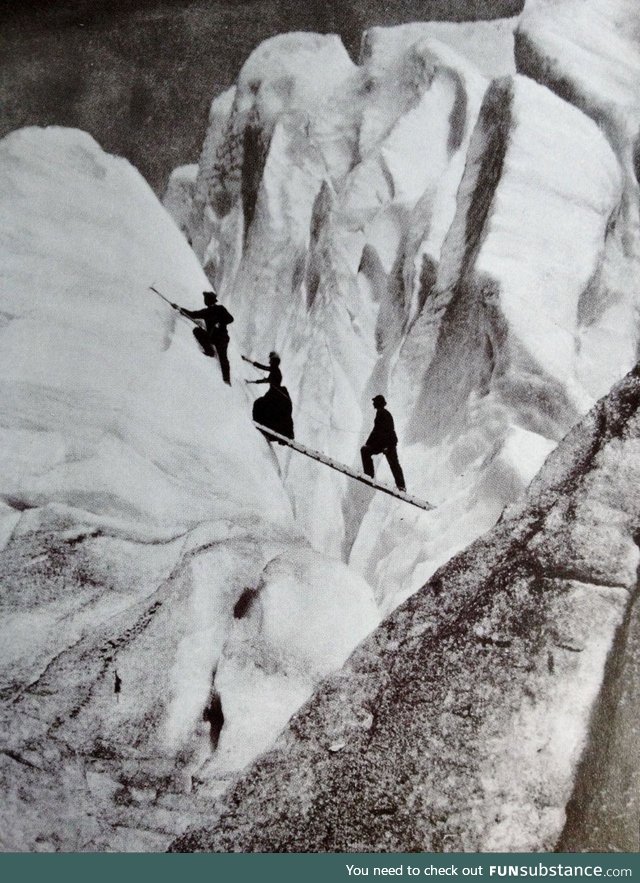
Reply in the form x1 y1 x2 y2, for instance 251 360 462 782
252 362 283 388
183 304 234 338
366 407 398 449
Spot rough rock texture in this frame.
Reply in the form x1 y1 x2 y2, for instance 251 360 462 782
4 2 639 855
0 127 378 851
514 0 640 851
558 591 640 852
172 364 640 853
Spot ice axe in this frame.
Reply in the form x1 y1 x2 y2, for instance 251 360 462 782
148 284 194 323
149 285 215 358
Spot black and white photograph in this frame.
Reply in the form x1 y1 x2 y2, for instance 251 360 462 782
1 0 639 855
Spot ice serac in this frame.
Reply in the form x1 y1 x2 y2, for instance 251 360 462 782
0 127 378 851
163 164 198 239
515 0 640 386
167 22 638 614
169 28 499 560
172 363 640 853
353 72 627 610
516 0 640 158
513 5 640 830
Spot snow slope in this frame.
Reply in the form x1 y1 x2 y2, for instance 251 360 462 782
3 1 637 853
0 127 378 850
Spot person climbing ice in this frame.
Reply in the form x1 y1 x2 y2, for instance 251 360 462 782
244 351 294 442
243 351 282 388
171 290 234 385
361 395 406 492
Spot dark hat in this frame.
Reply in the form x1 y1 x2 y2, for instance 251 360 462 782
372 394 386 407
203 289 217 299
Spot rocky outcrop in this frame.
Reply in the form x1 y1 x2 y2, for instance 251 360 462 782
173 363 640 852
5 2 639 854
559 591 640 852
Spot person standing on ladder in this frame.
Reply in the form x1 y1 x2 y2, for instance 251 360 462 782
361 395 406 492
171 290 234 385
244 352 294 442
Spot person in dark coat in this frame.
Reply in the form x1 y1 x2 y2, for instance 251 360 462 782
243 351 282 388
171 290 234 385
244 352 294 443
361 394 406 491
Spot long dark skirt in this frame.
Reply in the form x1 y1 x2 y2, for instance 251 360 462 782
253 387 294 443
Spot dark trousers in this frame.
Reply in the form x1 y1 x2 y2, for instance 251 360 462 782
193 328 231 384
361 444 405 490
212 335 230 384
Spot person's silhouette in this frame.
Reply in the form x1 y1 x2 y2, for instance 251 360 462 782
172 290 234 385
245 352 282 388
361 395 406 491
244 353 294 442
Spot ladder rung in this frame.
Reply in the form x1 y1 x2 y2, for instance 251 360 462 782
253 422 434 512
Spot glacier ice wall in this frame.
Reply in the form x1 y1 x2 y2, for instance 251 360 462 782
170 15 639 611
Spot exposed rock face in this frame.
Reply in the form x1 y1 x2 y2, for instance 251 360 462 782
173 363 640 853
0 128 378 851
559 591 640 852
513 1 640 849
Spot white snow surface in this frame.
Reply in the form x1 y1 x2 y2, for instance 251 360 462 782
179 29 494 567
0 127 378 850
163 163 198 237
516 0 640 425
517 0 640 146
206 550 377 778
0 128 285 533
361 17 518 79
